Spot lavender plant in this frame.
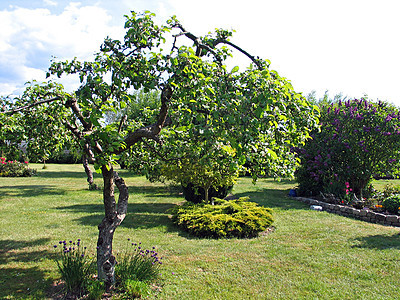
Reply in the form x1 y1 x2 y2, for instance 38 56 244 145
294 98 400 199
53 239 94 294
115 240 163 289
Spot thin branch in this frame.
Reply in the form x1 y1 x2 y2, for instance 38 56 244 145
3 96 61 115
118 115 127 133
141 139 182 162
172 23 220 60
172 23 263 69
216 40 263 69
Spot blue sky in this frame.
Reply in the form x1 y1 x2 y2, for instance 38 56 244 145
1 0 399 105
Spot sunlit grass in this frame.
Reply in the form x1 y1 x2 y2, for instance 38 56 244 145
1 164 400 299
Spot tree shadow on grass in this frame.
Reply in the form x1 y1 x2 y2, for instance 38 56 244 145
127 185 182 198
37 171 94 179
351 233 400 250
56 202 177 231
0 185 67 198
0 238 54 299
233 188 308 211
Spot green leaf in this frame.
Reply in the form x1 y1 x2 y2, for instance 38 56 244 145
266 148 278 160
231 66 239 73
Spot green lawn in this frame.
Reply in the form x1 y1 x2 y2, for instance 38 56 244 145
1 164 400 299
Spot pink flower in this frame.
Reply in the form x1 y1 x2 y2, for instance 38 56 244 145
24 161 28 164
345 182 350 188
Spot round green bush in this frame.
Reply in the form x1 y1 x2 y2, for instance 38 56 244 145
169 197 274 238
382 195 400 214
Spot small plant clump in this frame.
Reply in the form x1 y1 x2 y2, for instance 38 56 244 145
382 194 400 215
0 157 36 177
114 240 163 298
53 239 94 296
169 197 274 238
52 239 163 299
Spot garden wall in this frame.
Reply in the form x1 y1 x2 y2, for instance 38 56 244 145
295 197 400 227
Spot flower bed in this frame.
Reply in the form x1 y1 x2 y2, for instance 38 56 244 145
0 157 36 177
295 196 400 227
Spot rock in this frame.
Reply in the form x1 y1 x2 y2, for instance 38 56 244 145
310 205 323 211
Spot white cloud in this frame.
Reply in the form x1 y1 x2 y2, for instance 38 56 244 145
164 0 400 104
43 0 57 6
0 2 124 96
1 0 399 105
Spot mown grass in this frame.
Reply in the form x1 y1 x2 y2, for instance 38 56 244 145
1 164 400 299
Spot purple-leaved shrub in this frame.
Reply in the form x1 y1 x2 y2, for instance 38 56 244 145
294 98 400 199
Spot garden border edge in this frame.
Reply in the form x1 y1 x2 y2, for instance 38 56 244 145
294 196 400 227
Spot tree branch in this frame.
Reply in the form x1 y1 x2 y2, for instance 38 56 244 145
118 115 127 133
215 40 263 69
3 96 61 115
172 23 263 69
114 84 173 154
65 97 92 131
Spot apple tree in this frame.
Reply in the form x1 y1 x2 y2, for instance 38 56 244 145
2 11 318 288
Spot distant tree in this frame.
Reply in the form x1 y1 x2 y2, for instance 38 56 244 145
306 90 348 106
0 96 24 160
2 11 319 289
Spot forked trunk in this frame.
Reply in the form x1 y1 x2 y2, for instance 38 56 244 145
97 164 129 290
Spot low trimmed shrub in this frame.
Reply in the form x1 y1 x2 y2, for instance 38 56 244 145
169 197 274 238
382 195 400 214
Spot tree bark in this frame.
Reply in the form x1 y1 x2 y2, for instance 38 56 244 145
82 155 94 186
97 164 129 290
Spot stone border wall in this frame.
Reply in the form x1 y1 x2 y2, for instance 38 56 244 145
295 197 400 227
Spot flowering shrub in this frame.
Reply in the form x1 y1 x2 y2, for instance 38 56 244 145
294 99 400 199
0 157 36 177
53 239 94 295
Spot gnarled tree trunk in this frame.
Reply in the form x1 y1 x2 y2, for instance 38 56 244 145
97 164 129 290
